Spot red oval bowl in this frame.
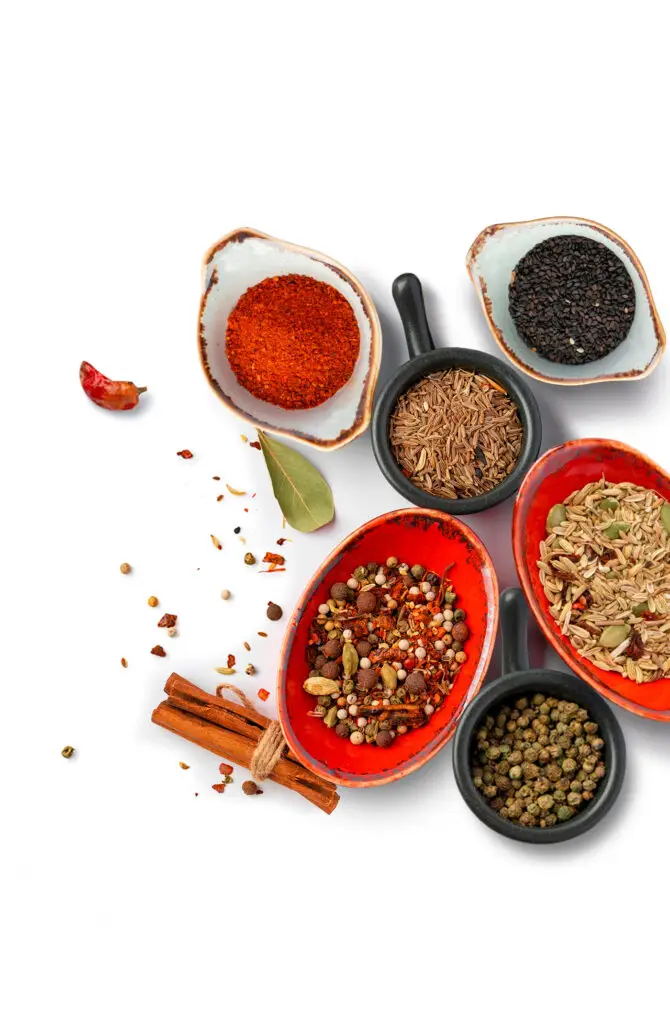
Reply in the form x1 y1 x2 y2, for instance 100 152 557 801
278 509 499 786
513 438 670 721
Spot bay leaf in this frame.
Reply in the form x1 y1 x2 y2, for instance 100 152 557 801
257 430 334 532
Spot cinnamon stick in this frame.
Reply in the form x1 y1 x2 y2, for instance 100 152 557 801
152 674 339 814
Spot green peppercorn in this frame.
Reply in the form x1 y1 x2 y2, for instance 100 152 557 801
410 564 424 579
556 805 574 822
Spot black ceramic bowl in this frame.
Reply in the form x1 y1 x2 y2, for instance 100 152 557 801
452 588 626 844
371 273 542 515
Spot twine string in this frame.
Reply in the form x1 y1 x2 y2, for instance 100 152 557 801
216 682 288 781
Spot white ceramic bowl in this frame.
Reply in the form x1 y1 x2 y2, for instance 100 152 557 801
198 228 382 450
467 216 665 386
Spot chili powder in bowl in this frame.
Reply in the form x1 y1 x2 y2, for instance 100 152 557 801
467 215 665 387
198 227 381 451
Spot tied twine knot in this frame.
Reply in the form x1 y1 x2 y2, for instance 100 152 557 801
216 683 287 782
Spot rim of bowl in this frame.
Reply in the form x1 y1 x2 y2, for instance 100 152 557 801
452 669 626 843
371 347 542 515
513 437 670 720
466 214 666 387
197 226 383 452
277 507 500 786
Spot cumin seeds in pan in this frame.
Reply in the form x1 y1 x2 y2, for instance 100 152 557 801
389 369 523 499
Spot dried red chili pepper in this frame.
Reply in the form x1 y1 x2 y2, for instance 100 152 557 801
225 275 360 410
157 613 177 628
80 361 147 411
227 654 236 669
177 450 193 459
151 645 166 657
211 783 227 794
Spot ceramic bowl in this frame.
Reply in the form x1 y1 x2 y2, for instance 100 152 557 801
513 438 670 721
453 588 626 844
198 227 382 450
277 508 499 787
371 273 542 515
467 216 665 386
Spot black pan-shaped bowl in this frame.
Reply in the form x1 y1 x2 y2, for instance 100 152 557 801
371 273 542 515
453 588 626 844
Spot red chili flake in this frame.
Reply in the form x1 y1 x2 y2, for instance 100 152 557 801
177 450 193 459
403 656 416 671
250 441 261 450
257 688 270 702
263 552 285 566
227 654 236 669
151 645 167 657
243 507 249 513
157 613 177 628
260 567 286 573
276 537 292 546
219 763 234 775
258 631 268 638
211 783 227 794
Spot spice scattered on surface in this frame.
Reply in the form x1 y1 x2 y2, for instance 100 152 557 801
213 476 220 481
472 693 606 827
250 441 261 450
151 645 167 657
244 552 256 565
148 596 159 607
226 484 246 496
240 434 248 442
226 274 360 409
234 526 241 534
167 626 177 638
243 641 251 651
179 762 190 770
176 449 194 459
80 361 147 411
245 663 256 676
263 552 285 566
266 602 283 621
227 654 236 669
217 494 224 502
215 666 236 675
304 557 469 745
120 562 132 575
509 235 636 365
221 589 231 601
258 631 268 638
219 763 234 775
211 535 222 550
157 613 177 629
276 537 290 546
121 657 128 668
242 780 263 796
212 783 227 793
540 478 670 682
390 369 522 500
257 429 334 533
61 745 75 759
257 688 270 702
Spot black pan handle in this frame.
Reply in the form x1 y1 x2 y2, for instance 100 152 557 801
500 587 530 675
392 273 436 360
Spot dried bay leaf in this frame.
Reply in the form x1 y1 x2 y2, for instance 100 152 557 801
257 430 334 533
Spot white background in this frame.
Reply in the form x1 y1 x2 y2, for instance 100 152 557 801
3 3 669 1021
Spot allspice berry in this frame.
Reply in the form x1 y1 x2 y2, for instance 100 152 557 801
356 590 377 614
120 562 131 574
242 780 262 796
320 661 340 681
266 601 283 621
405 671 427 694
356 667 378 691
376 729 394 748
322 639 342 660
330 581 351 601
451 621 469 643
355 640 372 658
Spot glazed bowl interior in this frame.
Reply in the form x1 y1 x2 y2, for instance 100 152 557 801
467 217 665 386
278 509 499 786
513 439 670 720
198 228 382 450
453 669 626 844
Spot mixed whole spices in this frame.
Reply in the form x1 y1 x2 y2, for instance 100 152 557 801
389 369 522 499
539 479 670 683
303 557 469 746
225 274 360 409
509 235 636 365
471 693 606 828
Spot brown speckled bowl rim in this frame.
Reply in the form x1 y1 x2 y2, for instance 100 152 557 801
466 215 666 387
197 227 382 451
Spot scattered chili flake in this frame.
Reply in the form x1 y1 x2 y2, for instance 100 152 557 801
179 762 190 770
258 631 268 638
212 783 227 794
226 484 246 496
263 552 285 566
227 654 236 669
276 538 291 546
219 763 234 775
157 613 177 628
217 494 224 502
151 645 167 657
257 688 270 702
243 641 251 651
121 657 128 668
244 507 249 512
250 441 261 450
211 535 222 550
177 450 193 459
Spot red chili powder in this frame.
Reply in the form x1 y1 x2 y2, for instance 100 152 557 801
225 274 360 410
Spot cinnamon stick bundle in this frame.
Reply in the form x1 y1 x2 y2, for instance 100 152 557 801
152 673 339 814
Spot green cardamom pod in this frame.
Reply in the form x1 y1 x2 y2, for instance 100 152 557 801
303 676 340 696
342 642 359 679
598 498 619 511
381 663 398 691
546 504 568 531
599 624 631 648
661 502 670 534
323 706 339 727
